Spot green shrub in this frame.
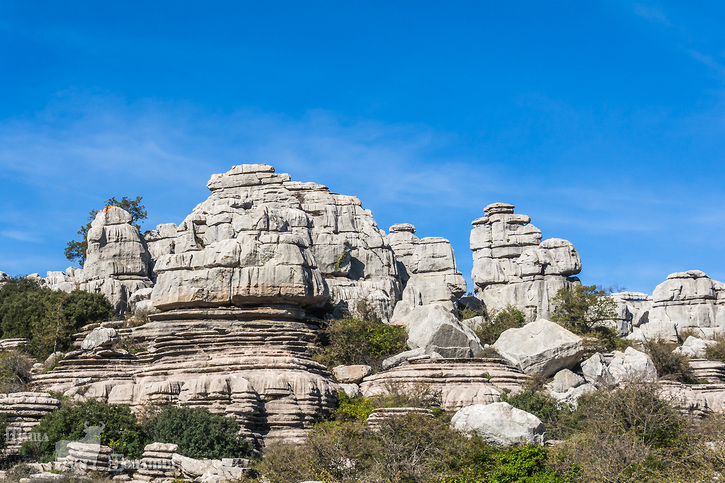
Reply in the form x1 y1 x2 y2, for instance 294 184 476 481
21 399 147 461
314 317 407 371
642 338 696 384
143 406 253 459
0 350 34 392
252 413 565 483
475 306 526 345
500 390 573 438
704 335 725 362
550 285 617 334
0 278 114 360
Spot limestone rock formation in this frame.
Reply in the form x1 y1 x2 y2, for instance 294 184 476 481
388 223 466 317
636 271 725 340
400 304 483 358
493 319 583 377
66 205 155 314
360 358 528 411
609 291 652 336
470 203 581 320
0 392 61 454
675 336 717 359
451 402 546 447
146 164 401 322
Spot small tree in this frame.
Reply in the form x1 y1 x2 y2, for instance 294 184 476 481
65 196 147 266
550 285 617 334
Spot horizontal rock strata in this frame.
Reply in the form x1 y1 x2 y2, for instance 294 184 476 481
360 358 528 411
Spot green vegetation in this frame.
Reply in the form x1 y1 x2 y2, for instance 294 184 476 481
475 305 526 346
314 317 407 371
0 350 34 392
0 277 114 360
143 405 253 459
248 413 566 483
65 196 147 266
21 399 147 461
20 401 253 463
704 334 725 363
550 285 617 334
641 338 697 384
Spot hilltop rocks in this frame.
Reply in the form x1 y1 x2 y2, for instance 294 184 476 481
451 402 546 447
637 271 725 340
147 165 401 320
388 223 467 316
493 319 583 377
61 205 154 314
470 203 581 321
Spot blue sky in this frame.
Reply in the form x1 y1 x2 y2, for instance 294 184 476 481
1 1 724 294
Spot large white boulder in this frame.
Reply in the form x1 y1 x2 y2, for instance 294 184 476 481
401 304 484 358
493 319 583 377
81 327 119 351
674 336 716 358
581 352 615 387
451 402 546 447
608 347 657 383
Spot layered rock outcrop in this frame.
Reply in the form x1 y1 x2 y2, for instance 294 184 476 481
388 223 466 316
470 203 581 320
360 357 528 411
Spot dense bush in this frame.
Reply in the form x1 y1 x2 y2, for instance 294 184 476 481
500 390 574 440
0 350 34 392
642 338 697 384
21 399 147 461
250 413 565 483
0 277 114 360
704 335 725 362
475 305 526 345
550 285 617 334
143 405 253 459
314 317 407 371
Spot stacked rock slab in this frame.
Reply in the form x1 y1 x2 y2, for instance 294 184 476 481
81 206 154 314
0 392 60 455
144 165 401 322
65 442 112 474
137 442 178 481
388 223 467 317
609 291 652 336
360 358 528 411
470 203 581 321
633 271 725 340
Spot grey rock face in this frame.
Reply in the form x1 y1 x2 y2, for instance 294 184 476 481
493 319 583 377
635 271 725 340
388 224 467 317
451 402 546 447
81 328 120 351
581 352 615 387
675 336 716 358
148 165 401 320
77 206 154 314
608 347 657 383
609 291 652 336
493 319 584 377
400 304 484 358
470 203 581 321
546 368 585 394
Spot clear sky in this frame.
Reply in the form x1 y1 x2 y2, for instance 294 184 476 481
1 1 724 295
